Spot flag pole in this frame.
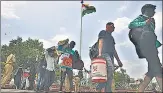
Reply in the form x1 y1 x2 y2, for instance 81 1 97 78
79 0 83 57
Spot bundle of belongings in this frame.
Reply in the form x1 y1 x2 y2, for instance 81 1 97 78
56 39 85 92
57 39 84 70
57 39 74 70
128 15 162 58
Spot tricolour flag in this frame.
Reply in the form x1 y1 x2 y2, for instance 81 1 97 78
82 3 96 17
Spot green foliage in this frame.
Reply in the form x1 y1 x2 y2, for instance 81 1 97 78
114 68 130 89
1 36 45 71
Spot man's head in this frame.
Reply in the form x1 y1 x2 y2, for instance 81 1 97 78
106 22 115 32
141 4 156 17
47 48 54 57
69 41 76 49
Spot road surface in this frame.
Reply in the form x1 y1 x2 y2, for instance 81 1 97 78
1 89 36 93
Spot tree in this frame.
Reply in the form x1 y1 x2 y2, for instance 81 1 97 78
114 68 130 89
1 36 45 72
138 78 143 83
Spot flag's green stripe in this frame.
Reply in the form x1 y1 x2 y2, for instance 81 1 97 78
82 6 96 17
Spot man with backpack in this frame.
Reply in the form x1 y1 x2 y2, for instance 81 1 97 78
91 22 123 92
128 4 162 92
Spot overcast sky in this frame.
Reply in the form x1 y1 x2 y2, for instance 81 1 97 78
1 1 162 79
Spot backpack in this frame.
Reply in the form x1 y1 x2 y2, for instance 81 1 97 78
89 30 106 60
89 41 98 60
72 59 84 70
72 50 84 70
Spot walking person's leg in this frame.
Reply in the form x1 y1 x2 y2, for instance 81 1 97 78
67 69 73 92
36 73 41 90
25 77 30 90
138 32 162 92
65 75 70 92
74 76 80 92
59 70 63 92
40 70 48 91
96 83 106 92
44 70 51 92
39 75 45 90
21 77 26 89
17 75 22 89
76 77 80 92
74 77 77 92
138 76 153 92
49 71 55 89
14 75 18 89
39 71 46 90
146 51 162 91
145 54 162 92
103 54 114 92
30 80 35 90
59 69 66 92
28 77 32 90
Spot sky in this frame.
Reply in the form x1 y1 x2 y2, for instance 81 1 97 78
1 1 162 79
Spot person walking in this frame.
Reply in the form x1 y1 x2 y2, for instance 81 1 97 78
36 55 47 91
14 66 23 89
40 48 57 92
128 4 162 92
96 22 123 92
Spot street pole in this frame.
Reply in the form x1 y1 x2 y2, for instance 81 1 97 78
79 3 83 57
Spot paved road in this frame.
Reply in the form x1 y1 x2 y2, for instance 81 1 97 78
1 89 36 93
0 89 61 93
1 89 155 92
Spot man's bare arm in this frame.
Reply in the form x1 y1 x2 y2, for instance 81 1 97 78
98 39 103 56
114 49 120 61
114 49 123 67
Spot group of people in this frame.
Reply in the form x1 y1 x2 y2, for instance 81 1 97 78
11 40 85 92
91 4 162 92
35 40 85 92
1 4 162 92
13 60 36 90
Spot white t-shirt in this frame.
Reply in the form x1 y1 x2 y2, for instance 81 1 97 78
45 51 56 71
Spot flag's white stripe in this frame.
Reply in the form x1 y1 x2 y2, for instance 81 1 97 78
82 7 86 11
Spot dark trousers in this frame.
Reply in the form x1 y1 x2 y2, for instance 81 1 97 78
129 30 162 78
59 68 73 91
40 69 55 91
37 69 46 90
37 73 44 90
14 75 21 89
29 80 34 90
